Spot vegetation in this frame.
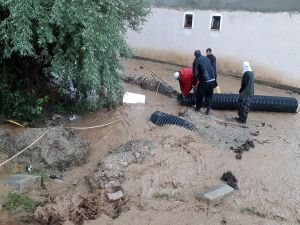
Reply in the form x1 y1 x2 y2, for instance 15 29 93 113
0 0 150 121
2 192 40 213
152 192 177 201
240 207 267 218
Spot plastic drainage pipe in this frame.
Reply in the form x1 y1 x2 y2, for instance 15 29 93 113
150 111 197 131
177 94 298 113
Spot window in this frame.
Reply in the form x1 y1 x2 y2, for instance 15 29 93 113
211 16 221 31
184 13 193 29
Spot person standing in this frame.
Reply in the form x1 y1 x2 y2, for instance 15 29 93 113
206 48 217 81
192 50 216 115
236 61 254 124
173 67 193 97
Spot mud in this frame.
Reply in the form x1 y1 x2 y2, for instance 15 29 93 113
1 58 300 225
3 128 89 172
94 140 155 188
34 177 127 225
124 75 178 98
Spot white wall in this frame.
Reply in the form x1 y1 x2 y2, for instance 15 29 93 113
127 8 300 88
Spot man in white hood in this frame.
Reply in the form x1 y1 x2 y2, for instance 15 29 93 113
236 61 254 124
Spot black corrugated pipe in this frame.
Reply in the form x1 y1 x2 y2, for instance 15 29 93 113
150 111 197 131
177 94 298 113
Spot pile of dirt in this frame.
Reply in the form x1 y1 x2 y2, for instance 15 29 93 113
123 75 178 98
0 131 15 158
94 140 155 188
6 128 89 172
35 140 155 225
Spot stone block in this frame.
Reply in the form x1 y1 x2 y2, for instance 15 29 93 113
107 190 124 201
3 174 41 193
196 184 234 204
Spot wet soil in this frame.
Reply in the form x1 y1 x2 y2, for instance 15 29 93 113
1 58 300 225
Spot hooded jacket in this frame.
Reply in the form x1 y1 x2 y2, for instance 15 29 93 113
178 67 193 97
239 62 254 98
192 54 215 86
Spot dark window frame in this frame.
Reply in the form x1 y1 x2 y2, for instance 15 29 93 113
211 15 222 31
184 13 194 29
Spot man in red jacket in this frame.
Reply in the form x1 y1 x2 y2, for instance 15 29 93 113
174 67 194 97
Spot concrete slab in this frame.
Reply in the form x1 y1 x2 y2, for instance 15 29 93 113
2 174 41 193
107 190 124 201
196 184 234 205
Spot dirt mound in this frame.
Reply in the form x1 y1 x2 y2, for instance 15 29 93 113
124 75 178 98
0 130 14 158
94 140 154 188
8 128 89 172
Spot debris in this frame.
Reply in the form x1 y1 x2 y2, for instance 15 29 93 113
52 114 62 121
123 92 145 104
69 114 80 121
235 153 242 160
230 139 255 157
221 171 239 190
107 191 124 201
139 66 144 69
123 76 178 98
94 140 154 188
261 122 266 127
178 107 188 117
196 184 234 204
3 174 41 193
6 120 24 127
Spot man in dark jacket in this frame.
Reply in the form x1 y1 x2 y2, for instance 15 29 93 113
206 48 217 81
192 50 216 115
236 61 254 124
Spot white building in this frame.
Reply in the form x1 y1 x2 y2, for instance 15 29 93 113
127 0 300 90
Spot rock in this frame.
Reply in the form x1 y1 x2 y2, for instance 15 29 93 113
52 114 62 121
236 153 242 160
196 185 234 205
221 171 239 190
69 114 80 121
104 181 121 189
107 191 124 201
11 128 89 172
3 174 41 193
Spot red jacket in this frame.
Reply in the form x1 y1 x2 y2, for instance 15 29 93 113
178 67 193 97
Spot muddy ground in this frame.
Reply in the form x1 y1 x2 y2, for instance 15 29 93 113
0 58 300 225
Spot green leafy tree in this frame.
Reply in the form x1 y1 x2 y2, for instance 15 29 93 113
0 0 150 118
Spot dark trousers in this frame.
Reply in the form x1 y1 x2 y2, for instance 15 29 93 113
238 97 252 122
195 81 214 110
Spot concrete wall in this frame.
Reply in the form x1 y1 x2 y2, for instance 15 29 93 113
127 8 300 88
150 0 300 12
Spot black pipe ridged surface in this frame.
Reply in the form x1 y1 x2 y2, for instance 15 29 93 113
177 94 298 113
150 111 197 131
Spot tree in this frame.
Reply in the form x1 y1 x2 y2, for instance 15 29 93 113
0 0 150 119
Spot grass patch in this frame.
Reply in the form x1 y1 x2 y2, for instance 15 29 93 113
152 192 176 201
241 207 267 218
2 192 40 213
31 169 49 188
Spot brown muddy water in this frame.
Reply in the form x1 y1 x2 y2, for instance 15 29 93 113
1 58 299 225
